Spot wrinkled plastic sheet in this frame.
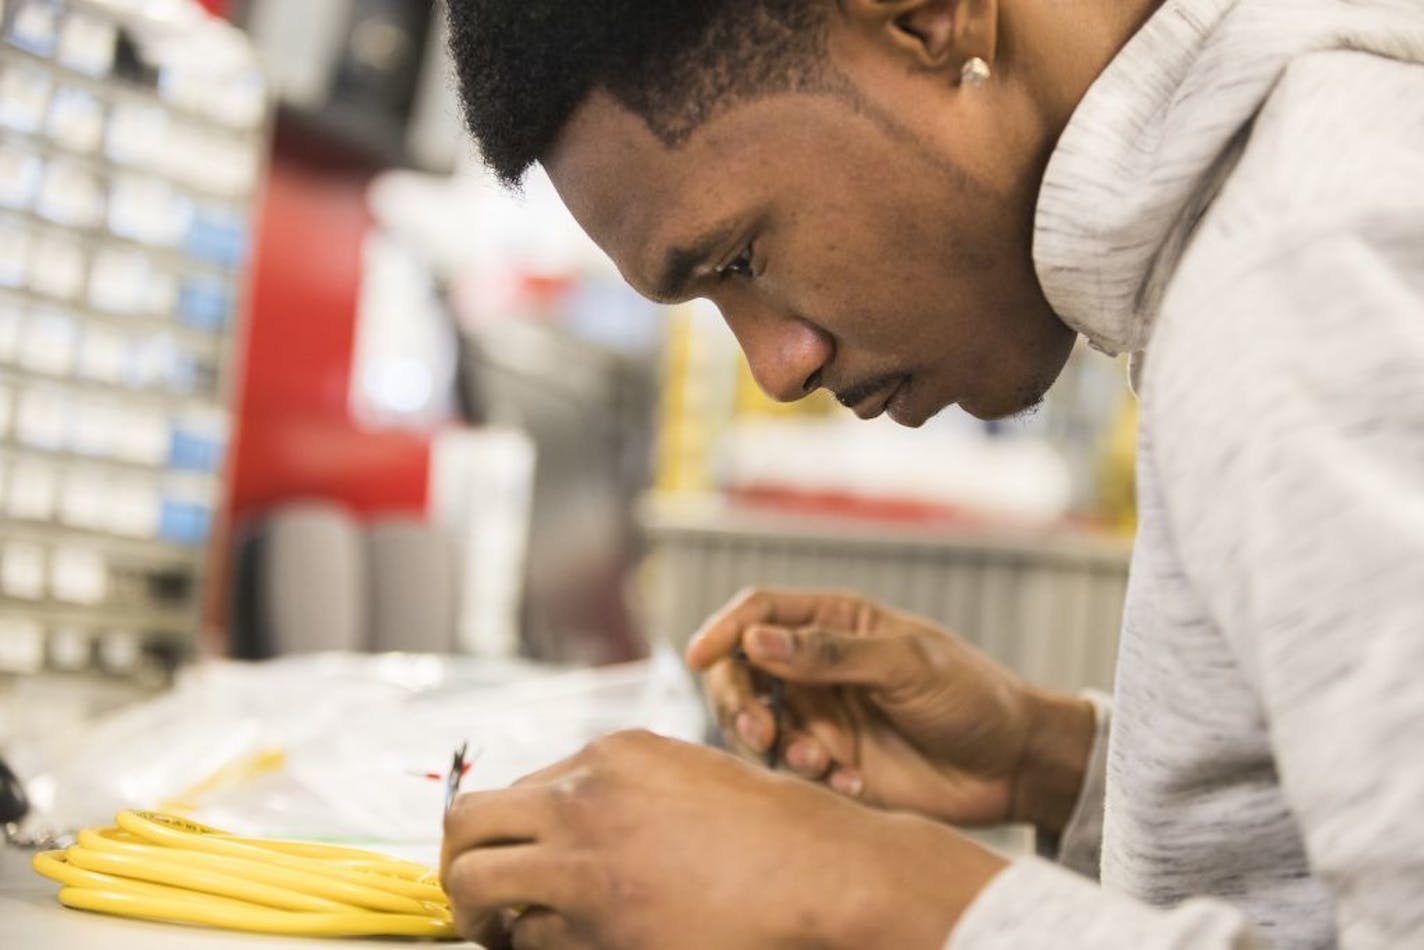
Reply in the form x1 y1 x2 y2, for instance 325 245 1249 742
10 649 707 850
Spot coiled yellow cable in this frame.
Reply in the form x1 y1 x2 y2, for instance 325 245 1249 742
31 810 458 938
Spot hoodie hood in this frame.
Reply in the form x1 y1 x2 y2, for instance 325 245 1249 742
1032 0 1424 357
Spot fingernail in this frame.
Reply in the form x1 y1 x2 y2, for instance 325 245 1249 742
752 626 794 661
831 770 865 798
786 744 806 769
787 743 818 773
736 711 763 750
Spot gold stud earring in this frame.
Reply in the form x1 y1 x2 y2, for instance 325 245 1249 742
960 56 991 87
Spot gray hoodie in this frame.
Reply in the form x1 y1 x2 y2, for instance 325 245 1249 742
950 1 1424 947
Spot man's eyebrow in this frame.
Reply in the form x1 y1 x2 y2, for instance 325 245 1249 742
651 224 738 302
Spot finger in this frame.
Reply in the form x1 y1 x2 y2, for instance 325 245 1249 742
828 767 867 801
742 624 923 689
452 906 513 949
443 845 580 918
704 658 774 755
793 683 863 765
685 587 836 670
510 908 590 950
781 733 833 780
442 786 556 869
781 678 865 777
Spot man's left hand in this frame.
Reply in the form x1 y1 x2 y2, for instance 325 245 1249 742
440 730 1006 949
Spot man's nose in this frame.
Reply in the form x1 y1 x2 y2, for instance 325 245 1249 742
719 299 833 403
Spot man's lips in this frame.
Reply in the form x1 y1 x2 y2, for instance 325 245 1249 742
841 375 907 420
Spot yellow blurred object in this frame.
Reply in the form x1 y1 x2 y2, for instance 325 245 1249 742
732 356 838 418
1098 394 1139 533
159 748 287 814
654 304 728 494
654 302 841 496
31 810 457 939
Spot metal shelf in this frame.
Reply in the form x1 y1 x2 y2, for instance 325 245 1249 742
0 597 197 633
0 284 230 358
1 1 265 678
642 495 1135 566
0 123 255 206
0 436 218 480
0 518 202 563
641 495 1131 694
2 32 261 139
0 206 240 283
0 362 223 411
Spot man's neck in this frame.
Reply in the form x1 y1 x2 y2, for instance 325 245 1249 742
1003 0 1166 143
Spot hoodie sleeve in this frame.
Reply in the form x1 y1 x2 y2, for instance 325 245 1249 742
1036 690 1112 880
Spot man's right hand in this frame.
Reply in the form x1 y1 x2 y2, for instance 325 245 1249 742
685 587 1096 837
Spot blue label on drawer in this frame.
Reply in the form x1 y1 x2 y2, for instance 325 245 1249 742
158 498 211 545
184 211 248 266
168 429 224 473
177 277 231 332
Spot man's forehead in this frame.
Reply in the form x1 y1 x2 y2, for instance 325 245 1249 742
543 90 685 283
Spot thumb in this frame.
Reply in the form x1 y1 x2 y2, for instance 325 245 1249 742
742 624 923 689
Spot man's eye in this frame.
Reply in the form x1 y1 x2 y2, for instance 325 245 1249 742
718 248 754 280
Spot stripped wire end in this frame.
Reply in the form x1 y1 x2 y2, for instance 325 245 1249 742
444 742 473 814
408 762 474 783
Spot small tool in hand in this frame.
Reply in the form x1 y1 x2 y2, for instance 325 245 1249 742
764 677 785 769
734 648 784 768
444 741 470 814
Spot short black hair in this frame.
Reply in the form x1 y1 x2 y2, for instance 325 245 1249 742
447 1 834 186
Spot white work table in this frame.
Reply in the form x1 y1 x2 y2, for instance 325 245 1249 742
0 847 477 948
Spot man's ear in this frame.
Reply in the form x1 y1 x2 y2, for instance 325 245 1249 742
837 0 999 74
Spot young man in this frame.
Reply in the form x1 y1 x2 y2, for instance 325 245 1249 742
439 1 1424 946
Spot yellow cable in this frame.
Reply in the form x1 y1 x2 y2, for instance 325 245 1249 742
159 748 288 814
32 811 458 939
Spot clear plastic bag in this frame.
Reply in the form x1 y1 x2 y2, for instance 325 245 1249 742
12 649 706 858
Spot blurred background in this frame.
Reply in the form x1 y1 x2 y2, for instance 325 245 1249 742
0 0 1138 705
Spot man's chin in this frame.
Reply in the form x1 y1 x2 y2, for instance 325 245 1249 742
888 412 930 429
959 390 1047 423
886 385 941 428
885 366 1057 425
961 361 1066 421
